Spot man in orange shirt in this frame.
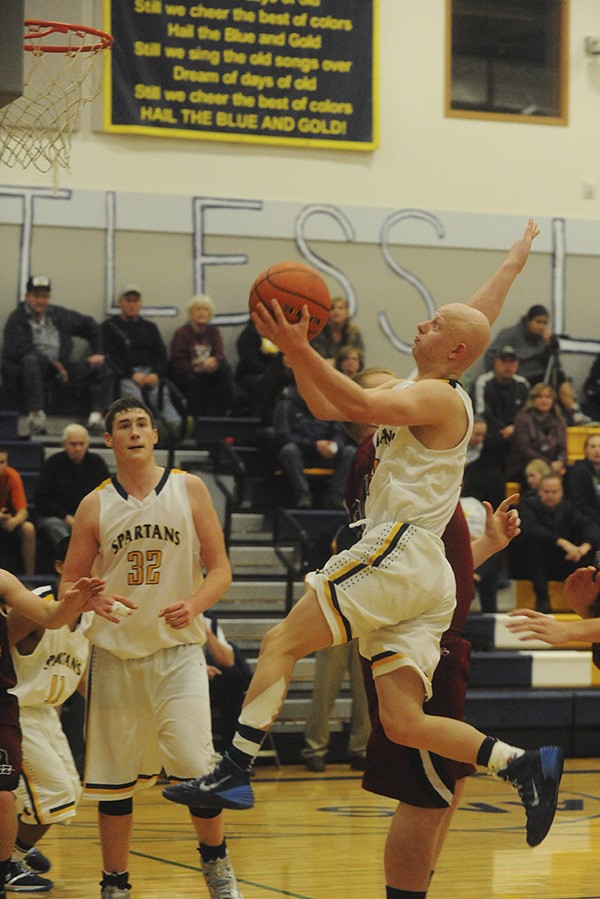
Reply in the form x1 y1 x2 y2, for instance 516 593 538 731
0 448 35 576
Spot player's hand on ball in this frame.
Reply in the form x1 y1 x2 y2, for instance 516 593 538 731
252 298 311 356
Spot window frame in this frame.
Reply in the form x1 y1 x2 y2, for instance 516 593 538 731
445 0 569 126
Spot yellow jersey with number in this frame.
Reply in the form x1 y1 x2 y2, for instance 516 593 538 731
10 586 89 707
81 469 205 659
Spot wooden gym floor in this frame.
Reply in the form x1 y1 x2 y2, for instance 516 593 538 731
35 758 600 898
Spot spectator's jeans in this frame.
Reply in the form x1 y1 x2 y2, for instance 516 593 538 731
277 442 355 505
119 368 182 428
14 349 114 413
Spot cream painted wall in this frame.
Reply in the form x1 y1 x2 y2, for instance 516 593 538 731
2 0 600 218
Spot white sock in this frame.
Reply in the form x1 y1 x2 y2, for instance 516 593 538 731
487 741 524 775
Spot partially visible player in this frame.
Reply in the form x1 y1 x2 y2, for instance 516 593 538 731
0 569 125 899
348 368 520 896
60 397 243 899
5 537 88 893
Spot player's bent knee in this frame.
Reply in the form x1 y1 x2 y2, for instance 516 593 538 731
98 798 133 816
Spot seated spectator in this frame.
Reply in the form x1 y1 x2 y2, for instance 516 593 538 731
557 377 592 426
516 473 600 612
202 611 251 752
169 295 234 417
334 344 365 378
35 424 109 552
465 415 488 465
484 304 561 388
506 382 568 486
523 458 552 498
582 352 600 422
471 344 530 470
234 321 281 418
1 276 113 435
566 432 600 526
103 285 183 438
273 381 355 508
461 423 508 611
311 296 364 365
0 446 35 575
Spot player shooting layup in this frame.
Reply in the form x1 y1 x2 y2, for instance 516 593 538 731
165 221 563 852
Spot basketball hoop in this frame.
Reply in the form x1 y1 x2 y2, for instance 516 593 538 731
0 20 113 175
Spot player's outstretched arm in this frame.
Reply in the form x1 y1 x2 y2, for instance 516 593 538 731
466 219 540 326
0 568 112 631
506 607 600 645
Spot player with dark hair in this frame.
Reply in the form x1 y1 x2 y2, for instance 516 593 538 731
60 396 243 899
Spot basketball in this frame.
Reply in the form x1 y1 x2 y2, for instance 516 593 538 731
249 261 331 340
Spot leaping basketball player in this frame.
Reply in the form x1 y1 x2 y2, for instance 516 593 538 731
163 220 564 853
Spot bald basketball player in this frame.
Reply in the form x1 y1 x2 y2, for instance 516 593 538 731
165 221 564 855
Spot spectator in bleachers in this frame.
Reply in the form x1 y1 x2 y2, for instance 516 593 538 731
471 344 530 471
582 352 600 423
202 611 252 753
169 295 234 417
273 380 355 509
484 304 561 388
566 432 600 527
461 421 509 609
234 320 281 418
506 382 568 487
102 285 183 437
516 473 600 612
523 458 552 497
0 446 36 576
311 296 364 365
1 276 113 435
35 424 109 553
557 376 593 427
334 344 365 378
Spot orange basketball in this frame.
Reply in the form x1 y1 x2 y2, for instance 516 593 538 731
249 260 331 340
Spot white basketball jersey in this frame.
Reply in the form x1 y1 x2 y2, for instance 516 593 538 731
10 586 89 708
365 379 473 538
81 468 205 659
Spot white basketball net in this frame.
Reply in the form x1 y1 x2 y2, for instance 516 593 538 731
0 21 112 174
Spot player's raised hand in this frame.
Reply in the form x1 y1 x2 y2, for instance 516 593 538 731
482 493 521 552
509 218 540 272
251 298 310 355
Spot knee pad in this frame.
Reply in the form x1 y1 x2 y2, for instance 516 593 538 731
98 798 133 816
189 806 221 819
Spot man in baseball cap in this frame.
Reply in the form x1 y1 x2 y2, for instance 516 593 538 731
1 277 113 435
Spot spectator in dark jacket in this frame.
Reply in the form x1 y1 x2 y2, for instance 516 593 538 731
1 276 113 435
484 304 559 388
471 344 530 471
35 424 109 551
506 382 568 486
273 382 355 508
516 474 600 612
234 321 281 419
566 432 600 526
102 286 182 433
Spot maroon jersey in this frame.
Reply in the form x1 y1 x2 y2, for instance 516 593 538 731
348 434 476 806
0 611 22 790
